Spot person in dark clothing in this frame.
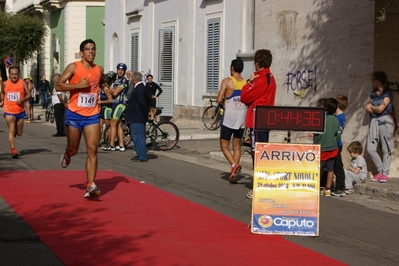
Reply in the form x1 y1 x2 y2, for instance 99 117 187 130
126 71 149 162
51 74 67 137
38 75 50 109
145 74 163 120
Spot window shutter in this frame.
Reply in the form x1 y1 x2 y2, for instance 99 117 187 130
158 28 174 116
158 29 173 82
131 33 139 72
206 18 220 93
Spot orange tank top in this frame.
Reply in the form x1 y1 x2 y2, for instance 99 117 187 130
68 61 101 116
4 79 25 114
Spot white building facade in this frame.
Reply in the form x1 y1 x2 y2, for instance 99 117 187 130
105 0 399 176
104 0 255 118
11 0 105 87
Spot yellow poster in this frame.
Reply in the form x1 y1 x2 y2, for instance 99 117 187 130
251 143 320 236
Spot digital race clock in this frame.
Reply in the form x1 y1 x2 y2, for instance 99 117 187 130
254 106 325 132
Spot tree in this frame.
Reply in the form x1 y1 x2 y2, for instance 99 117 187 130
0 11 47 67
372 0 394 22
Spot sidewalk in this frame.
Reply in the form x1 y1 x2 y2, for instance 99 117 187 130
30 104 399 203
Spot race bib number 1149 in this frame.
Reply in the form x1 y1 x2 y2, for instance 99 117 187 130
78 93 96 108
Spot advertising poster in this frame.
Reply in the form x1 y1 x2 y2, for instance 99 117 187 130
251 143 320 236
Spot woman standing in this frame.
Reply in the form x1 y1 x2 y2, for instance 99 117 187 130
146 74 163 120
25 77 35 123
365 71 395 183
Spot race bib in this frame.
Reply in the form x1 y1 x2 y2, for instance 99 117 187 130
78 93 97 108
7 92 20 102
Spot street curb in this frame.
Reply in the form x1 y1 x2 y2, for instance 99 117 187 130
180 134 219 140
355 183 399 202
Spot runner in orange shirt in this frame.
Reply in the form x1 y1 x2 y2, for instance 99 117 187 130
55 39 104 199
0 66 31 158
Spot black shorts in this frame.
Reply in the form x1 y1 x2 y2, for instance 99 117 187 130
28 98 35 105
220 124 244 140
321 158 335 172
149 99 156 108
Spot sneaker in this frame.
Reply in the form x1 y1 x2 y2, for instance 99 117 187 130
60 152 71 168
102 145 115 151
84 183 101 199
320 187 325 196
116 146 125 152
324 189 331 197
379 175 389 183
11 150 18 159
229 163 241 183
246 190 253 199
332 189 346 197
370 173 383 182
345 188 354 195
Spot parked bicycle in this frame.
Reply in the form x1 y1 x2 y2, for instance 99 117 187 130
102 108 179 151
45 101 55 123
202 99 223 130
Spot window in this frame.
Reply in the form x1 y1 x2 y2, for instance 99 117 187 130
131 33 139 72
206 18 220 93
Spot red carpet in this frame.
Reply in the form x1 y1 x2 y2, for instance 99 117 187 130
0 170 345 265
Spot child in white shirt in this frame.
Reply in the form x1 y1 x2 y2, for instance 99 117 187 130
344 141 367 194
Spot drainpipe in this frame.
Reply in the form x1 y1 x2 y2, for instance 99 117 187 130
239 0 255 57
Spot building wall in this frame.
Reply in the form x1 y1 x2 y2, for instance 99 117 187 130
86 6 105 67
373 1 399 177
62 1 104 72
105 0 251 118
50 8 65 77
255 0 399 176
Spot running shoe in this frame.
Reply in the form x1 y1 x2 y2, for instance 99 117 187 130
319 187 325 196
116 146 125 152
11 150 18 159
331 190 346 197
246 190 253 199
379 175 389 183
323 189 331 197
84 183 101 198
60 152 71 168
102 145 115 151
370 173 383 182
229 163 241 183
345 188 354 195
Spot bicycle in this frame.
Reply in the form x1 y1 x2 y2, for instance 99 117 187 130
202 99 223 130
102 108 179 151
45 102 55 123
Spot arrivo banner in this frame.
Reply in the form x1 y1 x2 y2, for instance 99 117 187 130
251 143 320 236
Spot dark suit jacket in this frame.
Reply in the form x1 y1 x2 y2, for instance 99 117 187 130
126 82 149 124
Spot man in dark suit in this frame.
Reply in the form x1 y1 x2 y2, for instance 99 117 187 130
126 71 149 162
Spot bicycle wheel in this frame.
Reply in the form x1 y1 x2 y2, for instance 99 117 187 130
102 125 111 146
153 121 179 150
202 105 222 130
145 122 156 147
45 106 51 122
49 108 55 123
122 122 132 146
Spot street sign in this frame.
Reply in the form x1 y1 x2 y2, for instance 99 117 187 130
4 56 13 68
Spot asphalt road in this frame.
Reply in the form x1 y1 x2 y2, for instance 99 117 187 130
1 118 399 265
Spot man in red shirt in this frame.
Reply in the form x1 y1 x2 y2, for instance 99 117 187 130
241 49 277 167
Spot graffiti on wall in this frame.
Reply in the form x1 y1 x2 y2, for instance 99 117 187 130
277 10 298 50
286 65 317 94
